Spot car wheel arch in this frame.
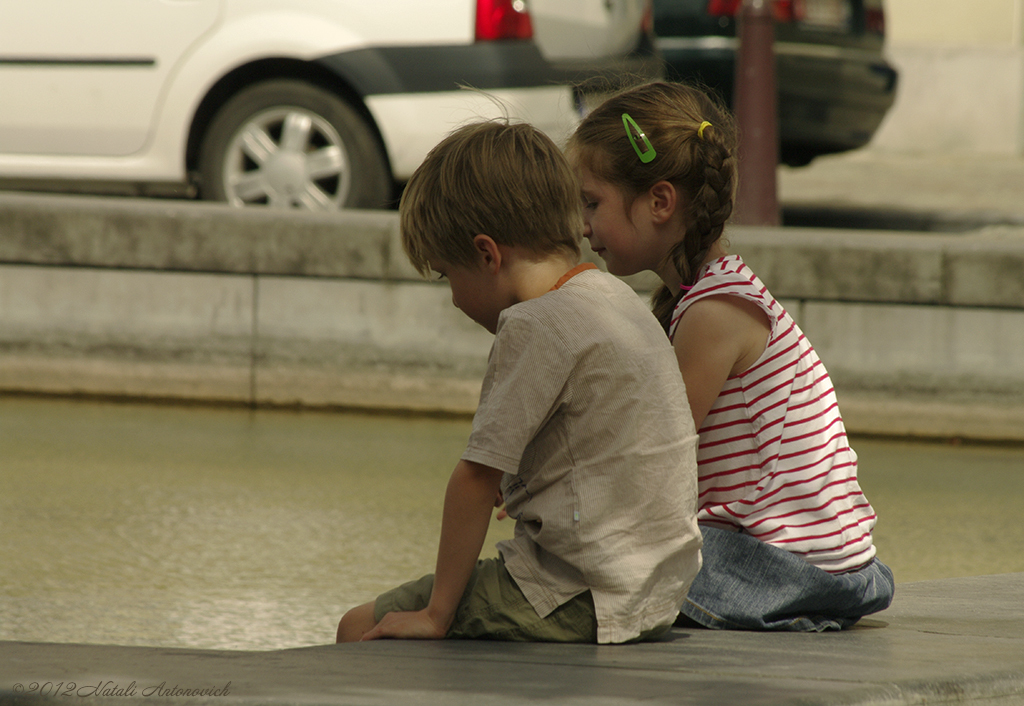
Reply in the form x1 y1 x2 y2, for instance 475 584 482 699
184 57 391 181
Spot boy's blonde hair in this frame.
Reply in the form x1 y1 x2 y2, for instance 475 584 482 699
400 121 582 276
566 82 738 330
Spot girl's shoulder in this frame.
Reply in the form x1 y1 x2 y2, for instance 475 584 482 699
697 254 757 286
669 255 780 338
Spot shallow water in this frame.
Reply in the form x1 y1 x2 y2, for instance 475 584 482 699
1 397 1021 650
854 436 1024 586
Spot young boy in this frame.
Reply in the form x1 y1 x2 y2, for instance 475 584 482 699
335 121 701 645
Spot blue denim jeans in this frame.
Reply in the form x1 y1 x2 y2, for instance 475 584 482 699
679 526 895 631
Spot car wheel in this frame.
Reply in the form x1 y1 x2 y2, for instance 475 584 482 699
197 80 392 210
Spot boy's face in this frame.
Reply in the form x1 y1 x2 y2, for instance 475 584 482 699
431 258 507 335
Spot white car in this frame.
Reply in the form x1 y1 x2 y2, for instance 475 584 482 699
0 0 658 210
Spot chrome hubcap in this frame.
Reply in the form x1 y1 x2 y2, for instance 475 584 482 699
223 108 351 210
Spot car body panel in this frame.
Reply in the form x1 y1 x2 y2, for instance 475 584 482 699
0 0 222 158
367 87 578 179
530 0 651 61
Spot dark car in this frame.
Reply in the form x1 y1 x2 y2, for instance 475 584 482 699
653 0 898 166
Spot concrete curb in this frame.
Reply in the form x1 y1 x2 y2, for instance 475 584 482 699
2 573 1022 705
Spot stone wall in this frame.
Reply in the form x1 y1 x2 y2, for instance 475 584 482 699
1 192 1022 439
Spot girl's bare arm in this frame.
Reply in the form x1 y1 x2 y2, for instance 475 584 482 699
673 295 771 429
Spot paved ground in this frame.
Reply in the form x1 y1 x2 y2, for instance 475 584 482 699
1 573 1022 705
779 150 1024 230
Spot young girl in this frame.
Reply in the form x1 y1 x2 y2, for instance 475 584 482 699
567 82 894 631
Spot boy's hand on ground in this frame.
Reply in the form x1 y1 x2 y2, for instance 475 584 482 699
363 460 501 642
360 609 447 641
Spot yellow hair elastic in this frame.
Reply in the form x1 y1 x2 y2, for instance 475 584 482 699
698 121 712 140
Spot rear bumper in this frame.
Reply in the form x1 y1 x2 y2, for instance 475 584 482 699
318 40 663 179
658 36 897 160
316 39 662 98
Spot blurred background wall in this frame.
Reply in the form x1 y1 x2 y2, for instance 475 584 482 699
873 0 1024 154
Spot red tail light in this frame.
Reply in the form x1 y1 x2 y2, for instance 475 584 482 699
708 0 806 22
865 8 885 34
773 0 806 22
707 0 742 16
476 0 534 41
642 0 654 35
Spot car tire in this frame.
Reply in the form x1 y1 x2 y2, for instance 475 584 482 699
197 80 392 210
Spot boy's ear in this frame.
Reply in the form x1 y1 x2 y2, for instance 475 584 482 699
472 234 503 273
648 181 680 224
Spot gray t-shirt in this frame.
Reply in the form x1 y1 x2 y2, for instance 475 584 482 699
462 268 701 644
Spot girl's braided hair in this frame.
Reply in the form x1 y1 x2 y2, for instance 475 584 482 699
567 82 738 330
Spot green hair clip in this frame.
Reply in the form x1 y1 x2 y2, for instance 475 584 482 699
622 113 656 164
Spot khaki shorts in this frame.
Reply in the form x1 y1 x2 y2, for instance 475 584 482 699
374 557 598 642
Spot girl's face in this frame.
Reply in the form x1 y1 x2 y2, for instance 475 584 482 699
579 167 666 278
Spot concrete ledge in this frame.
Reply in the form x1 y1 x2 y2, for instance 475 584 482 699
2 573 1022 705
2 192 1023 439
0 192 416 280
731 224 1024 309
3 192 1023 308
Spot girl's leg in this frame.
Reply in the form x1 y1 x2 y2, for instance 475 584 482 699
681 526 895 631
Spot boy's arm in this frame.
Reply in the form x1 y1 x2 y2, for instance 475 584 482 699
361 458 505 640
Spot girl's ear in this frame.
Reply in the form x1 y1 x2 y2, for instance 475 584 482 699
472 234 503 273
648 181 680 225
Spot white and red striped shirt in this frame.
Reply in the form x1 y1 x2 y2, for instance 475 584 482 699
669 255 877 573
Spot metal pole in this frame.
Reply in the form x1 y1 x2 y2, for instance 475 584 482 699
733 0 780 226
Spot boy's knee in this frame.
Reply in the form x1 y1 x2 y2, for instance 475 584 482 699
336 601 377 643
335 615 351 643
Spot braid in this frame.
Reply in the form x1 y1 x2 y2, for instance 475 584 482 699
652 135 737 330
686 137 736 273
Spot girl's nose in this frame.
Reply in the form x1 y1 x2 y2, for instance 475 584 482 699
582 220 592 238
